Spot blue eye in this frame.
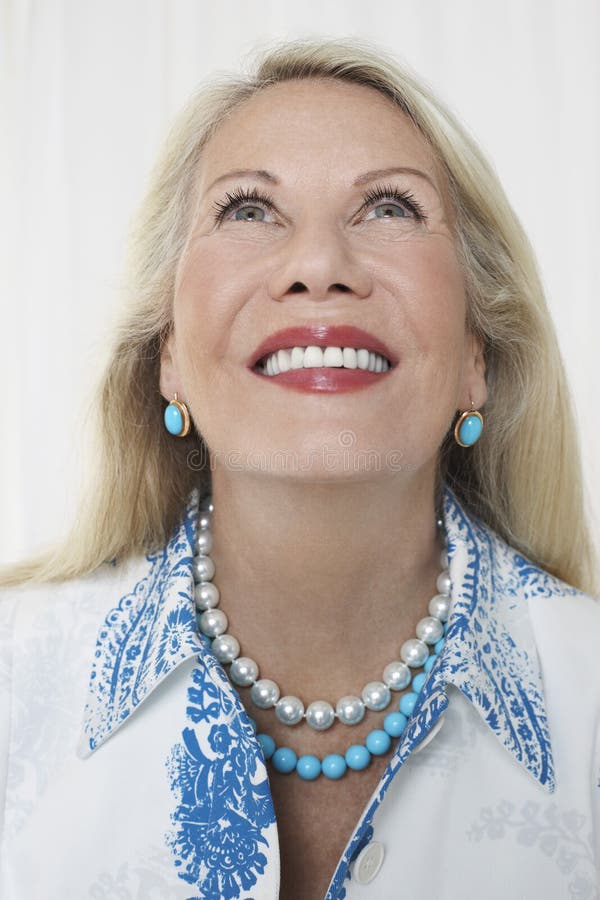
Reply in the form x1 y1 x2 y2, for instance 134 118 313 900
211 182 428 225
369 202 409 219
360 184 427 222
233 205 267 222
212 188 275 224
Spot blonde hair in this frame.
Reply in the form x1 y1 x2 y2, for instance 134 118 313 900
1 36 597 594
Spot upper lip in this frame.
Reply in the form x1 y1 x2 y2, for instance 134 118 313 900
248 324 399 368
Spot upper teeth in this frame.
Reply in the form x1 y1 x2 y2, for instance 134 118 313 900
257 346 392 375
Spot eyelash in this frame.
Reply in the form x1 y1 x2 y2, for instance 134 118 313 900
210 182 428 225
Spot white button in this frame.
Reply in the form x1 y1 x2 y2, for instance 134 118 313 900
352 841 385 884
412 714 445 754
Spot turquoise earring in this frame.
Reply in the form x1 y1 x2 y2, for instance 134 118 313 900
454 399 483 447
164 392 191 437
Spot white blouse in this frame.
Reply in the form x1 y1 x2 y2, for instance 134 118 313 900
1 486 599 899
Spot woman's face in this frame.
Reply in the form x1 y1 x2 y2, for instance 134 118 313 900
160 78 486 482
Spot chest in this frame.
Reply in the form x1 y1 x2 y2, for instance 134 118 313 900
268 758 389 900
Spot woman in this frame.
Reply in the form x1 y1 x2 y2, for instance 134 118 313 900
1 36 598 900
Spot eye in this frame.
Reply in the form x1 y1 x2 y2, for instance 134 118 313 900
211 182 429 226
360 183 428 223
211 187 276 225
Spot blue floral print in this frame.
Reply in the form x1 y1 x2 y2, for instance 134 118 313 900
164 652 276 899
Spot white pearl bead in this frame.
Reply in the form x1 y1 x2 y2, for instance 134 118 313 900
416 616 444 645
194 530 213 555
275 695 305 725
336 695 365 725
362 681 391 711
211 634 240 663
230 657 259 686
198 512 211 530
428 593 450 622
382 660 412 691
194 581 220 611
188 493 454 729
250 678 280 708
305 700 335 730
192 555 215 583
436 570 451 595
400 637 429 667
198 608 228 637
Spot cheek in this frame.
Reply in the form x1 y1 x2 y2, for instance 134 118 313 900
173 251 237 374
382 241 466 413
400 240 466 352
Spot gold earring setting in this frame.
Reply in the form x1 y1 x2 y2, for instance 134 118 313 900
164 392 191 437
454 400 483 447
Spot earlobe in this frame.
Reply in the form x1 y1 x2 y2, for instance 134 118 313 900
158 330 181 401
461 332 487 410
474 339 487 406
474 339 486 380
470 332 486 373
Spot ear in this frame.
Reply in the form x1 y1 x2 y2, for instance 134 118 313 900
159 329 184 402
459 331 487 410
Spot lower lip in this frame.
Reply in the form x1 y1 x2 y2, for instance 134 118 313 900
250 366 395 393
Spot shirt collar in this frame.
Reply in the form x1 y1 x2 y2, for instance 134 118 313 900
76 487 206 758
76 483 558 794
432 487 558 793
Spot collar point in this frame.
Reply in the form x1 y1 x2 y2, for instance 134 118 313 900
540 772 557 794
75 730 96 760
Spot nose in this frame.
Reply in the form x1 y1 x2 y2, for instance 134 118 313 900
266 220 373 302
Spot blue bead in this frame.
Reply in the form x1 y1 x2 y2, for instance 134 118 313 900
257 733 276 760
458 413 483 446
412 672 426 693
383 712 407 737
399 692 419 716
345 744 371 770
322 754 347 780
434 637 445 654
164 403 183 435
424 653 438 673
366 729 392 755
296 755 321 780
271 747 297 774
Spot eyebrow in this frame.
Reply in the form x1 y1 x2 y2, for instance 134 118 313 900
204 166 439 195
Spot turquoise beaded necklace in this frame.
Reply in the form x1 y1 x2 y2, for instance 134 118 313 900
193 494 449 781
246 624 446 780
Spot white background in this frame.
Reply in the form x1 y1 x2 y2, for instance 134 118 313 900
1 0 598 570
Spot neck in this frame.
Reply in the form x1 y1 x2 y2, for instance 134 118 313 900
206 465 445 698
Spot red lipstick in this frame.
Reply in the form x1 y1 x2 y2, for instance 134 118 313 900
247 324 398 394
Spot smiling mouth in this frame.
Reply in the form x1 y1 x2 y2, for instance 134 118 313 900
254 345 394 376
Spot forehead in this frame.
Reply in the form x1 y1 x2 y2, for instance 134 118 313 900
198 78 444 190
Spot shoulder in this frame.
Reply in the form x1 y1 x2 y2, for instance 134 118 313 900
488 524 600 698
524 566 600 696
0 553 151 661
477 515 599 611
472 516 600 674
0 554 154 776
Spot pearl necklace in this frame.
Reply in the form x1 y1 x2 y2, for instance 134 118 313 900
192 494 450 779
